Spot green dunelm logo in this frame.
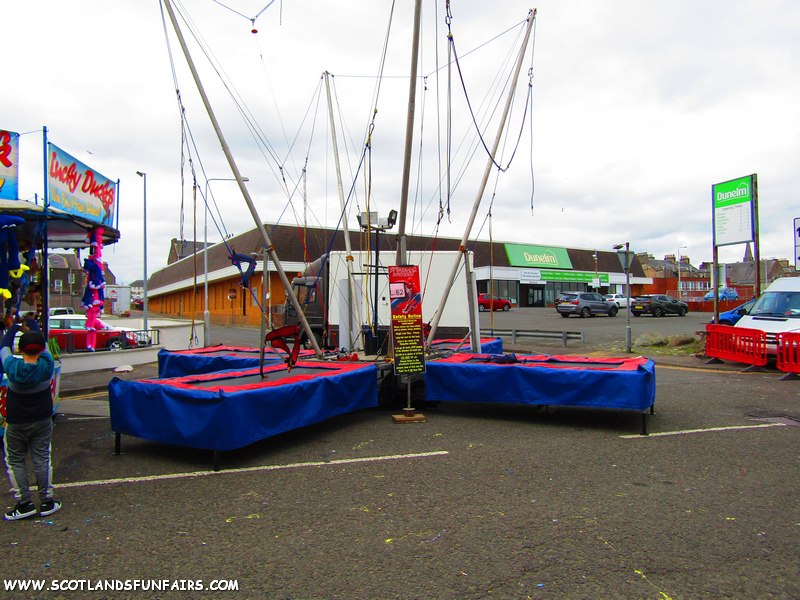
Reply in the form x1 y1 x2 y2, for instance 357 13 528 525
716 182 748 203
523 250 558 264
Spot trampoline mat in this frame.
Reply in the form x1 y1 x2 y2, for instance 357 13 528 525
463 355 630 369
190 367 333 388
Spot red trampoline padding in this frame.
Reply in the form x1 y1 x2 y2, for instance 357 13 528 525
439 352 648 371
146 362 369 392
109 362 377 451
157 346 316 378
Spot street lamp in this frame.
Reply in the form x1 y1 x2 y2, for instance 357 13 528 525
203 177 248 346
136 171 148 334
357 209 398 355
677 245 687 301
613 242 632 353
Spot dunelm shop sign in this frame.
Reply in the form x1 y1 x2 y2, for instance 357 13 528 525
505 245 573 269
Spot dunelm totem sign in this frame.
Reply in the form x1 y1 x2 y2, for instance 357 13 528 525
712 174 755 247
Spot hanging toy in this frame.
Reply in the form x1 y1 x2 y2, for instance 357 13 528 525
81 228 105 351
0 215 29 299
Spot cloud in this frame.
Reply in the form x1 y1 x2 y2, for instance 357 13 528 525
4 0 800 285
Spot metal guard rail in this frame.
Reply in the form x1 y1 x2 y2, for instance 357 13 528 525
705 324 768 367
483 329 585 348
53 328 160 354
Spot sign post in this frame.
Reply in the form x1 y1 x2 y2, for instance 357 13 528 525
388 265 426 423
794 217 800 270
711 174 758 324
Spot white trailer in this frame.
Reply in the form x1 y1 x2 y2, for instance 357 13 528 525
286 250 479 351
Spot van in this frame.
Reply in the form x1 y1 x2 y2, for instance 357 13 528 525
48 307 75 316
735 277 800 355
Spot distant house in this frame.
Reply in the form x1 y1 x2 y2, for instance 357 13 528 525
638 253 711 300
168 238 208 265
723 259 796 288
48 252 116 313
129 279 144 300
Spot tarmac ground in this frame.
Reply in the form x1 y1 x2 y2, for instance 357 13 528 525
2 316 799 599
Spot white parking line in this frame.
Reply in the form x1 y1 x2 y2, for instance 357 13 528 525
55 450 450 489
621 423 787 439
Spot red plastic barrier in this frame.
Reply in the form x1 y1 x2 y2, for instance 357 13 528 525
776 332 800 374
705 324 768 366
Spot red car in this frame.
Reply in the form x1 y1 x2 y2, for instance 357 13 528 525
478 294 511 312
48 316 139 352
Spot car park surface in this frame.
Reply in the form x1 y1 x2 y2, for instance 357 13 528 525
18 318 799 600
556 291 618 318
631 294 688 317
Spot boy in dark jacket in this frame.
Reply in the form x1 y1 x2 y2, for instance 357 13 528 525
2 324 59 520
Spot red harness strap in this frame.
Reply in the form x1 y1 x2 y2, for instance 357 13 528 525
265 325 302 372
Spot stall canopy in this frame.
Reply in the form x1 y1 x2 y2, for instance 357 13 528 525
0 198 119 248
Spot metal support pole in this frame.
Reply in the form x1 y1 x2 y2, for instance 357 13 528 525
625 244 631 353
203 178 247 346
426 9 536 349
324 72 361 350
163 0 322 358
395 0 424 267
374 227 380 353
136 172 148 334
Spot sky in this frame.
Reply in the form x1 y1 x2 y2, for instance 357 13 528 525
4 0 800 285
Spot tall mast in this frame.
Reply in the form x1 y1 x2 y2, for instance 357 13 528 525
324 71 362 350
426 9 537 349
163 0 323 357
394 0 424 267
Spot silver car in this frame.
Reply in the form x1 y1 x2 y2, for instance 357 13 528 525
556 292 619 318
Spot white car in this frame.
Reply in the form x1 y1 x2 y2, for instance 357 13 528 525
736 277 800 356
603 293 629 308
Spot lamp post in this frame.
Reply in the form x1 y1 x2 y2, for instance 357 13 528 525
135 171 148 334
613 242 632 353
677 245 687 301
357 209 397 355
203 177 248 346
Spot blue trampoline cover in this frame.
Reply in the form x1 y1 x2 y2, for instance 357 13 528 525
110 361 377 451
425 354 655 411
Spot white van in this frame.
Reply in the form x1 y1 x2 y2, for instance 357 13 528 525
735 277 800 355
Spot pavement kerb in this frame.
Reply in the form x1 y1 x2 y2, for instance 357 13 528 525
60 385 112 398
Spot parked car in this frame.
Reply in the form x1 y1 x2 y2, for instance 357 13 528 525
132 299 144 310
704 287 740 301
711 299 756 326
630 295 688 317
48 315 139 351
48 307 75 316
603 293 629 308
556 292 618 318
478 294 511 312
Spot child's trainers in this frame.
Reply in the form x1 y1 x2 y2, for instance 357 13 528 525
4 501 37 521
39 499 62 517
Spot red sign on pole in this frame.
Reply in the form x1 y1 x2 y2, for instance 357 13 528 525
388 266 425 374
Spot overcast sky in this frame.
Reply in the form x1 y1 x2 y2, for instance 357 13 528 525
5 0 800 285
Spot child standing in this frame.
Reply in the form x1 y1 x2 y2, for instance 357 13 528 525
2 323 59 520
